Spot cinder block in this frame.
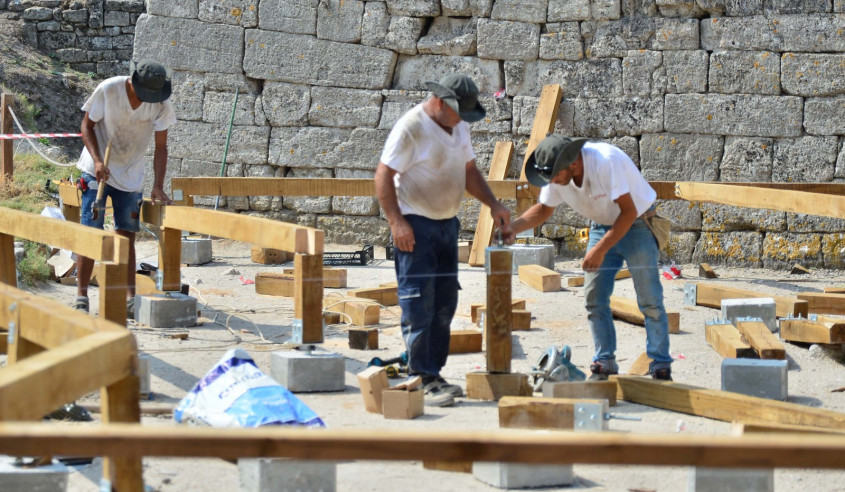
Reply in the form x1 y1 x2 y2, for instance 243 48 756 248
135 293 197 328
508 244 555 273
721 358 788 400
239 458 336 492
270 349 345 393
138 354 151 398
721 298 777 333
0 456 69 491
473 462 574 489
181 237 212 265
689 467 773 492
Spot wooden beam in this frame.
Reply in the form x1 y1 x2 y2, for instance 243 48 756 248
486 249 513 373
543 381 618 406
675 182 845 219
705 322 755 359
449 330 482 354
627 352 653 376
255 273 296 297
698 263 718 279
614 375 845 429
295 253 324 343
469 141 513 266
498 396 607 429
158 226 181 291
283 267 346 288
567 269 630 288
797 292 845 315
1 94 13 182
609 295 680 334
735 320 786 359
735 422 845 436
348 286 398 306
101 374 142 492
517 85 563 216
687 282 808 318
779 316 845 344
98 262 128 326
322 297 379 327
0 232 16 287
518 264 561 292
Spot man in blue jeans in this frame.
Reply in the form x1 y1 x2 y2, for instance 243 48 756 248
501 135 673 381
375 74 510 406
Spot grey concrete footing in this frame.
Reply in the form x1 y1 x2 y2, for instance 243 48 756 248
721 358 788 400
239 458 336 492
0 456 70 491
135 293 198 328
688 467 773 492
270 348 345 393
138 354 151 398
473 462 575 489
721 298 777 333
507 244 555 273
181 237 213 265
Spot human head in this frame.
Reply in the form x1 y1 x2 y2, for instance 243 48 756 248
424 74 486 123
129 59 173 103
524 135 588 187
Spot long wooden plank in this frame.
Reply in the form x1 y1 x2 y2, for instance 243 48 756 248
567 269 630 287
469 141 513 266
486 249 513 373
734 320 786 359
613 375 845 429
675 182 845 219
779 316 845 344
3 423 844 469
688 282 808 318
705 322 755 359
517 85 563 217
797 292 845 315
736 422 845 436
609 295 680 334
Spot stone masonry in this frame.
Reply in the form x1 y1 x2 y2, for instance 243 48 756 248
5 0 845 269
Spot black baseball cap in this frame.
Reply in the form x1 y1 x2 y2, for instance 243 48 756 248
130 59 172 103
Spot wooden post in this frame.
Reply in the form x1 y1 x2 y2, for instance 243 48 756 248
1 94 14 183
159 226 182 291
101 375 143 492
6 301 43 364
485 248 512 373
99 262 128 326
469 141 513 267
516 85 562 218
0 232 17 287
294 253 323 344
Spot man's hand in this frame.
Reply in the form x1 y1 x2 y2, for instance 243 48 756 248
94 160 109 182
490 202 510 228
151 187 173 205
499 223 517 245
390 216 415 252
581 246 606 273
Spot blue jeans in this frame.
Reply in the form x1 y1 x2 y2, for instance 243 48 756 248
584 216 672 373
394 215 460 378
79 172 143 232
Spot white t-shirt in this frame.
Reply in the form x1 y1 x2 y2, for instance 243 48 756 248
380 104 475 220
76 76 177 192
538 142 656 226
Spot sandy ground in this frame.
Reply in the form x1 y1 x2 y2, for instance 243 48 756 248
7 238 845 491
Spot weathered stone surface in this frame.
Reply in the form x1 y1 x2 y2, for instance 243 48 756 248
621 0 660 16
823 233 845 268
204 73 262 92
168 120 270 165
317 216 391 245
417 17 476 56
56 47 86 62
331 196 379 216
361 3 424 55
703 15 845 52
393 55 502 93
284 195 332 214
548 204 590 228
662 231 697 263
573 97 663 137
763 233 824 269
38 30 75 49
787 213 845 233
772 136 838 183
539 22 583 60
700 204 786 232
103 9 129 26
62 8 88 23
317 0 363 42
386 0 439 17
477 19 540 61
261 82 310 127
321 128 389 171
134 15 244 73
720 137 773 182
106 0 145 13
147 0 197 18
582 17 698 58
664 94 803 137
268 126 350 169
548 0 590 21
22 5 50 19
765 0 831 14
656 200 701 231
552 225 590 259
782 53 845 97
639 133 722 180
512 95 569 136
693 232 763 267
468 95 512 133
664 50 708 93
202 91 259 125
378 98 427 130
439 0 494 16
709 50 779 95
258 0 316 34
198 0 258 27
623 50 664 96
805 96 845 135
307 87 382 128
243 30 396 89
655 0 707 17
491 0 546 22
593 0 622 19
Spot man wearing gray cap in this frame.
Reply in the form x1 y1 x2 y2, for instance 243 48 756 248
73 59 177 319
375 74 510 407
501 135 673 381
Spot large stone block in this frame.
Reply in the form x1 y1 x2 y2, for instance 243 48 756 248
331 196 379 216
316 0 363 42
134 15 244 73
548 0 590 21
762 233 824 269
320 128 389 171
765 0 829 13
261 82 310 127
656 201 702 231
477 19 540 61
573 97 663 137
243 29 396 89
316 216 391 245
361 3 424 55
147 0 197 18
693 232 764 268
664 94 803 137
168 120 270 165
198 0 258 27
386 0 440 17
709 50 780 95
772 136 837 183
592 0 622 19
662 231 698 264
417 17 477 56
700 204 785 233
805 96 845 135
393 54 502 93
490 0 547 22
539 22 583 60
308 87 382 128
582 17 698 58
787 213 845 233
268 126 350 168
441 0 494 17
782 53 845 97
639 133 722 181
703 15 845 52
663 50 708 93
823 233 845 268
203 91 259 125
622 50 664 97
518 58 623 98
719 137 773 182
257 0 317 34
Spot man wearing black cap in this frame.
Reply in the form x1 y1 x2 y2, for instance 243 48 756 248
375 74 510 407
501 135 673 381
73 59 177 318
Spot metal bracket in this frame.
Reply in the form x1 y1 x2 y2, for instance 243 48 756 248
683 283 697 306
172 189 183 202
484 247 512 275
7 321 15 346
155 268 164 291
735 316 764 323
704 318 732 326
291 319 304 344
574 402 607 432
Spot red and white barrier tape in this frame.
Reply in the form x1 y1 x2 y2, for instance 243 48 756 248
0 132 82 140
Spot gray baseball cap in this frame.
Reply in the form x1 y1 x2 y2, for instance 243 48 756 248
424 74 486 123
130 59 172 103
524 135 588 187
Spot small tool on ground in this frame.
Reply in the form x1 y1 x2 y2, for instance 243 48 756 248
367 351 408 368
90 140 113 222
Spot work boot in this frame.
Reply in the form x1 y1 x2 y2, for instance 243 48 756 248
588 360 618 381
422 377 455 407
72 296 89 313
435 377 464 398
651 368 672 381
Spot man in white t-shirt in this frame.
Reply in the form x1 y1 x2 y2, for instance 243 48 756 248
73 59 177 319
501 135 673 381
375 74 510 407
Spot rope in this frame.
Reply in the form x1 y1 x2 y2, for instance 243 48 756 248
7 107 76 167
0 132 81 139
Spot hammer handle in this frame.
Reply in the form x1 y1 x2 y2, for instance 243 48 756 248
93 141 113 204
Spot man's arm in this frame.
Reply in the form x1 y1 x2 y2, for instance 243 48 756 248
581 192 638 272
80 113 107 181
501 202 556 244
465 160 510 227
375 162 415 252
150 129 173 205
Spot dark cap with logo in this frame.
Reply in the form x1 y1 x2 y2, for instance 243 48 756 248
130 59 172 103
524 135 588 187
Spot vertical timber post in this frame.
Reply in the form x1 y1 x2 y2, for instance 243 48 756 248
294 253 323 344
1 94 13 183
485 247 513 373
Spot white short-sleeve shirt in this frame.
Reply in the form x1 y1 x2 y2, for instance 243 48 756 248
379 104 475 220
538 142 656 226
76 76 177 193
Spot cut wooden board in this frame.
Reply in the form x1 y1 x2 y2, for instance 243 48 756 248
516 84 563 217
449 330 482 354
471 299 526 324
254 272 295 297
735 320 786 359
512 309 531 331
348 286 398 306
698 263 718 279
627 352 653 376
609 296 680 334
469 141 513 266
735 422 845 435
322 297 380 326
542 381 617 406
567 269 630 287
466 372 532 401
498 396 608 429
283 267 347 288
705 322 755 359
485 249 513 373
457 241 471 264
251 246 289 264
613 375 845 429
797 292 845 315
423 460 472 473
518 264 561 292
686 282 808 318
348 327 378 350
779 315 845 344
823 287 845 294
675 182 845 220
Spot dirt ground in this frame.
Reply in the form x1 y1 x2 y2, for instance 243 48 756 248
10 238 845 491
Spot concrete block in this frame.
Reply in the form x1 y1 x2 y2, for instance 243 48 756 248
135 293 198 328
508 244 555 273
689 467 773 492
270 348 345 393
138 354 151 398
721 358 788 400
721 297 777 333
181 237 212 265
239 458 336 492
473 462 575 489
0 456 69 491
